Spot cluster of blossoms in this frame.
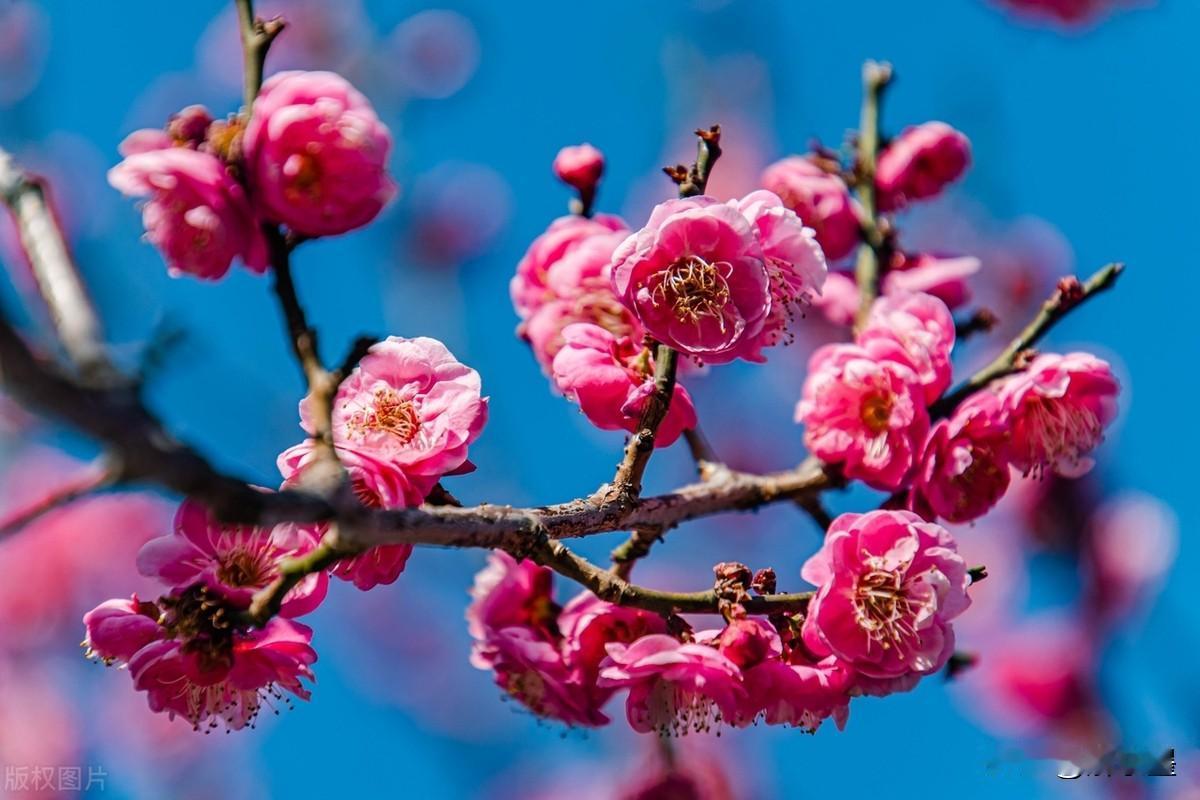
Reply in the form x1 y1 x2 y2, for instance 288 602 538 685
83 331 489 727
109 70 394 279
467 509 970 734
799 288 1118 520
78 22 1126 744
761 122 980 326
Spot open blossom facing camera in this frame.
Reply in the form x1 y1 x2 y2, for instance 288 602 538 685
136 498 328 617
108 130 268 280
611 196 772 363
876 122 971 211
992 352 1119 478
242 70 394 236
797 343 929 491
284 336 488 502
911 392 1013 523
760 156 861 261
801 511 971 684
552 323 697 447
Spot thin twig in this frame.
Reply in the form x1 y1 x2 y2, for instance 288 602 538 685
234 0 285 112
531 536 812 616
930 264 1123 419
606 342 679 502
852 60 894 331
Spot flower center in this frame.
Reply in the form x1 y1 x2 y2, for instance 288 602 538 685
346 388 420 444
160 585 237 673
651 255 732 327
852 569 921 654
859 390 894 434
217 549 272 588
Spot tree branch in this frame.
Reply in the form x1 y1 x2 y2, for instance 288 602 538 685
852 60 894 331
235 0 284 112
930 263 1123 419
530 535 812 616
0 148 117 384
606 342 679 501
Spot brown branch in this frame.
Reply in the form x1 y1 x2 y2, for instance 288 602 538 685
0 148 117 384
235 0 285 112
682 426 721 480
605 341 679 502
610 526 664 580
852 60 894 331
530 536 812 616
930 263 1123 419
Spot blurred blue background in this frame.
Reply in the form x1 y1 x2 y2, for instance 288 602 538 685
0 0 1193 797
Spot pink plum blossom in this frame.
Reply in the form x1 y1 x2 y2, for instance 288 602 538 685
740 653 853 731
136 498 328 617
796 343 929 491
598 634 746 735
82 595 164 665
553 143 605 193
558 592 667 687
129 617 317 732
289 336 488 504
520 224 640 369
467 551 557 652
760 156 861 261
911 392 1014 523
876 122 971 212
511 213 628 322
800 511 971 683
466 553 610 726
477 626 609 726
730 190 828 361
108 137 267 280
857 291 956 404
242 70 394 236
992 352 1119 478
552 323 697 447
278 446 420 591
611 196 771 363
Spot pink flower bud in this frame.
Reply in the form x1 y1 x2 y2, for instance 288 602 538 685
242 70 395 236
552 143 605 193
876 122 971 211
760 156 861 261
795 343 929 491
108 144 268 280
